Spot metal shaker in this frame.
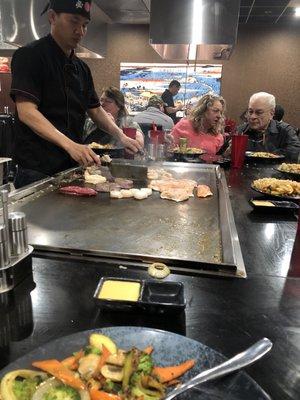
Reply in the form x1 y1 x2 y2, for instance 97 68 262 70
8 212 28 256
0 225 9 268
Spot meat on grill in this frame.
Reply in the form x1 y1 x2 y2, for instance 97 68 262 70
59 186 97 196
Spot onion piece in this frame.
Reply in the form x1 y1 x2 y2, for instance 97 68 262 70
32 377 90 400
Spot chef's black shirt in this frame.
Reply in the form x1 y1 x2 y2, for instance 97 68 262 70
10 34 100 175
161 89 177 123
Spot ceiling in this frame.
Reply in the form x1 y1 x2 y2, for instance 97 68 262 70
94 0 300 25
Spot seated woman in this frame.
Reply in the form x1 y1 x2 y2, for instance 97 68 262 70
171 93 225 155
84 86 144 148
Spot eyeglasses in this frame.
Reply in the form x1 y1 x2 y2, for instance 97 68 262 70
246 109 270 117
100 97 115 105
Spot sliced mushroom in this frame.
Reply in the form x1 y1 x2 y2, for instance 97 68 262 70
106 349 127 366
101 364 124 382
78 354 100 380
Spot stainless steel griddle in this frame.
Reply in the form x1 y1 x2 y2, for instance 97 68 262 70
5 162 246 277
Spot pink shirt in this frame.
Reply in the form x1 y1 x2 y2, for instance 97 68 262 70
172 118 224 155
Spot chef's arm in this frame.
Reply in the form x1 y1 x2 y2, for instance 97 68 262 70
88 106 143 152
15 98 100 167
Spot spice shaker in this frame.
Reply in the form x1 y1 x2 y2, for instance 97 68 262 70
8 212 28 257
0 225 9 268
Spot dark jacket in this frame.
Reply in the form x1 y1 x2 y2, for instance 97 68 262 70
237 120 300 162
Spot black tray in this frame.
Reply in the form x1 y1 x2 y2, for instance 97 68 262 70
249 198 299 212
94 277 186 313
245 151 285 163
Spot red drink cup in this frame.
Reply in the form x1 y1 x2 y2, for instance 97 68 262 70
231 134 248 168
122 127 136 159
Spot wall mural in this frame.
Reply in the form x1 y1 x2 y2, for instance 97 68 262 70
120 62 222 113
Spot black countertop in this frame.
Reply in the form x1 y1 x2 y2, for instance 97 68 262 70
0 164 299 400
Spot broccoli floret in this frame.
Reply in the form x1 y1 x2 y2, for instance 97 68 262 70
136 354 153 375
13 377 44 400
42 385 80 400
84 345 101 355
103 379 121 394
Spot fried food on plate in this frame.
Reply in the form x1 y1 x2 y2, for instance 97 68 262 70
252 178 300 197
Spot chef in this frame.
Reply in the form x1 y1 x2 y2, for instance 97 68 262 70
10 0 142 188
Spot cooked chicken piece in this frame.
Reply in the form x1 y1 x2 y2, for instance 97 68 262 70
197 184 213 198
120 189 134 198
134 190 149 200
110 190 123 199
160 188 190 202
84 170 106 184
148 179 196 196
140 188 152 196
78 354 100 380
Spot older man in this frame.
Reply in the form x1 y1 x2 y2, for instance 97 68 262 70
133 95 174 130
238 92 300 161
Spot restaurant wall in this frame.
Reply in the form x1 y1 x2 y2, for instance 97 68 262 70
86 24 300 128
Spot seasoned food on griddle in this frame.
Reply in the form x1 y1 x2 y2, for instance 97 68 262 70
197 184 213 198
147 168 173 180
114 178 134 189
84 169 106 184
160 188 190 202
95 182 121 192
59 186 97 196
149 179 196 197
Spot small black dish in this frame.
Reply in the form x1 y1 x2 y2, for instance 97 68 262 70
140 281 186 313
249 198 299 212
93 277 186 314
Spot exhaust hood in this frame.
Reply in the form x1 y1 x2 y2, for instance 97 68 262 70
0 0 108 58
150 0 240 61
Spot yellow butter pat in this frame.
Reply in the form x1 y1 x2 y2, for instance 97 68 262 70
98 280 141 301
252 200 275 207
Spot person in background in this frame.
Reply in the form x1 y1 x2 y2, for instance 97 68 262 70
273 105 285 122
97 86 144 148
10 0 142 188
171 93 225 155
133 95 174 130
238 92 300 161
161 80 183 123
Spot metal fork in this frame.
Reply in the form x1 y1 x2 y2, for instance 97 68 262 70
164 338 273 400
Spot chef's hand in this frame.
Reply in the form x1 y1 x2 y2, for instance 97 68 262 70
67 142 101 167
119 133 143 154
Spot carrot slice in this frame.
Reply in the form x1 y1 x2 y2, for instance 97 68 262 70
32 359 85 390
97 344 111 372
89 388 122 400
62 349 84 370
143 346 154 355
153 359 195 383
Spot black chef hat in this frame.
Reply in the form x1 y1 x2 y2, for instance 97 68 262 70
41 0 92 20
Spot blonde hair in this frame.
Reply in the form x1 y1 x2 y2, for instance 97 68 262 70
189 93 226 135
